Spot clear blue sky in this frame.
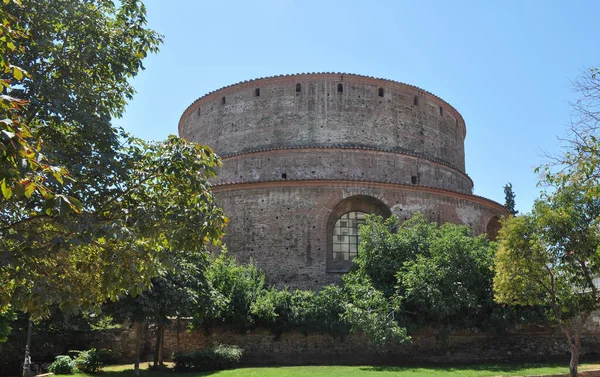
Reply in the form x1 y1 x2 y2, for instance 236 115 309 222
118 0 600 215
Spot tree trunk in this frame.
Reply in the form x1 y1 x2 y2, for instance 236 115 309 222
569 345 579 377
176 317 180 354
134 321 142 377
153 322 163 367
158 323 164 365
22 319 32 377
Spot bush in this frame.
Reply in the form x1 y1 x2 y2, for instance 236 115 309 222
174 344 243 372
72 348 104 373
48 355 75 375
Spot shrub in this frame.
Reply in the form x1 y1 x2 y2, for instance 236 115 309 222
48 355 75 375
72 348 104 373
174 344 243 372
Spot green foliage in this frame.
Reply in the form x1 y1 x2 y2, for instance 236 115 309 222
0 308 15 342
353 213 505 332
494 186 600 322
48 355 75 375
0 0 190 320
2 134 227 319
72 348 105 374
251 285 349 337
173 344 243 373
340 273 407 347
504 182 518 216
198 250 268 330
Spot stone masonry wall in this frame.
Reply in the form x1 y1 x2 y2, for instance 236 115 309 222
214 148 474 195
180 73 467 172
214 182 506 288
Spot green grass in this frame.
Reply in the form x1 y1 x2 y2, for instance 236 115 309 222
69 362 600 377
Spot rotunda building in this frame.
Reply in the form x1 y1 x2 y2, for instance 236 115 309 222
179 73 507 288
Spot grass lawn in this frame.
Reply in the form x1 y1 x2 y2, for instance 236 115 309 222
71 362 600 377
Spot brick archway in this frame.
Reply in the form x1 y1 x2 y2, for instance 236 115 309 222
486 216 501 241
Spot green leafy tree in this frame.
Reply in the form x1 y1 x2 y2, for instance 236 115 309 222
2 135 227 318
494 186 600 377
0 0 166 318
498 67 600 377
0 3 231 374
353 213 508 334
107 248 217 371
503 182 518 216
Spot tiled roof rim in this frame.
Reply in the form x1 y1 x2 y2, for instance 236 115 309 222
178 72 466 127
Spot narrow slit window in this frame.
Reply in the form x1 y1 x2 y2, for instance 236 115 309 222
378 88 384 97
337 83 343 93
255 88 260 97
439 106 444 116
221 96 226 105
296 83 301 93
411 175 418 184
413 96 419 106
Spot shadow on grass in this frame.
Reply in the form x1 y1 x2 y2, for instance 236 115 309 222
361 362 568 373
83 368 221 377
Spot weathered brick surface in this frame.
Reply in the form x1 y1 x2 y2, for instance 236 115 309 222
179 73 466 171
178 73 509 288
215 182 505 288
161 326 600 366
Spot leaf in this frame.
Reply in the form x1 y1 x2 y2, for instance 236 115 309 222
23 180 36 198
1 178 12 199
12 66 23 80
68 196 83 212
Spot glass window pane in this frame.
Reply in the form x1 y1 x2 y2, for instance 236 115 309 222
332 211 367 262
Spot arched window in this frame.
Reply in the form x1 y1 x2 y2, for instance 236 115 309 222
326 195 391 272
332 211 366 261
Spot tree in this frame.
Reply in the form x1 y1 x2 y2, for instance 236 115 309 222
495 67 600 377
503 182 518 216
1 2 230 374
106 248 216 374
0 0 167 318
494 185 600 377
2 134 227 318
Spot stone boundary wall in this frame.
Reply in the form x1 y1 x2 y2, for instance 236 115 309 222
158 325 600 366
4 319 600 375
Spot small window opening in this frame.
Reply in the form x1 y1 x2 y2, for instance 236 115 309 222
196 108 201 116
255 88 260 97
439 106 443 116
296 83 301 93
281 173 287 179
337 83 343 93
378 88 384 97
411 175 418 184
221 96 226 105
413 96 419 106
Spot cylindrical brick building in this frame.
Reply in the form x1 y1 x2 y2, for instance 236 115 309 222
179 73 507 288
